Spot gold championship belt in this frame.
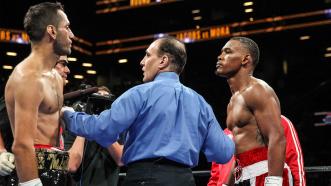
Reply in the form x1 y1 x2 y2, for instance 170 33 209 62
35 148 69 172
6 148 70 186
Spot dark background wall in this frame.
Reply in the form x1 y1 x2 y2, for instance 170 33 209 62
1 0 331 184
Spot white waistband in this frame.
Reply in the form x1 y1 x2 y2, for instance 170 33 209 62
236 160 291 182
242 160 268 180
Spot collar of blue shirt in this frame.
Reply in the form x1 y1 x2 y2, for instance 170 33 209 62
154 72 179 82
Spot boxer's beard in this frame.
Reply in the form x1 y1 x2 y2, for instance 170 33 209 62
54 38 71 56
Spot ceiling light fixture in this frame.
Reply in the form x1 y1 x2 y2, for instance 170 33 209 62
183 38 192 43
193 16 202 21
67 57 77 62
243 2 254 6
74 75 84 79
87 70 97 74
154 33 166 38
191 9 200 14
118 59 128 63
3 65 13 70
6 52 17 56
300 35 310 40
245 8 253 13
82 63 93 67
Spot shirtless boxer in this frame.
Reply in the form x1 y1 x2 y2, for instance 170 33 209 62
215 37 289 186
208 116 306 186
5 2 74 185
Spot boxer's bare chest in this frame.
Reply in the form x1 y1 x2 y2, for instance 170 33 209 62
40 72 63 114
226 93 252 130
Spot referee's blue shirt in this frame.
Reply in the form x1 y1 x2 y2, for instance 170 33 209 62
64 72 234 167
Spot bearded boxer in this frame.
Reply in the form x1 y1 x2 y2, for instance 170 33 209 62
5 2 74 185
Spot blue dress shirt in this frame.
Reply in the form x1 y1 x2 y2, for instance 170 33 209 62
64 72 234 167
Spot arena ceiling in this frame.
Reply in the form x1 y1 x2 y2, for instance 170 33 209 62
1 0 330 41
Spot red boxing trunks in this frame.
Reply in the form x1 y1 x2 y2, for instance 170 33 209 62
234 147 293 186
